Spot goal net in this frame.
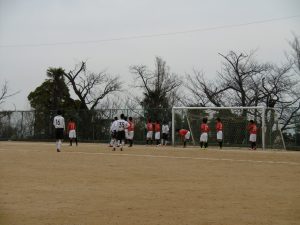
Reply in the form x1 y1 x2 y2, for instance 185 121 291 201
171 106 286 150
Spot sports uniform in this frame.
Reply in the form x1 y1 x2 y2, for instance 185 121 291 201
154 122 161 145
248 121 257 150
215 120 223 149
146 121 154 144
67 120 78 146
200 122 210 148
127 118 134 147
161 123 169 145
178 129 190 147
112 116 129 151
53 113 65 152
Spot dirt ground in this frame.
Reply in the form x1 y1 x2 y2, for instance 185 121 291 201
0 141 300 225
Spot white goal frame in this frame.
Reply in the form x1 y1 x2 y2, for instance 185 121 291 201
172 106 267 150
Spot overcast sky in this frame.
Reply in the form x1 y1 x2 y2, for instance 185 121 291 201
0 0 299 110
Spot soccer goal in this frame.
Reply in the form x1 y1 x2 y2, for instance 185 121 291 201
171 106 286 150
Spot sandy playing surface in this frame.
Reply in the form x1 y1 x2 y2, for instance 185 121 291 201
0 141 300 225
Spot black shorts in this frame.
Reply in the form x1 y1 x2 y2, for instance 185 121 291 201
55 128 64 139
117 130 125 141
162 133 168 140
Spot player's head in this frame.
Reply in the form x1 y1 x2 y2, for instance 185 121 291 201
57 110 62 115
120 113 125 119
70 117 73 121
216 117 221 122
129 117 133 121
202 118 208 123
250 120 254 124
114 116 118 121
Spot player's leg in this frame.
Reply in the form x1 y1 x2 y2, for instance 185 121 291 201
204 142 208 148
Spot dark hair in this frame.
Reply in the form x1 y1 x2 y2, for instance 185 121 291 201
69 117 73 121
120 114 125 119
129 117 133 121
202 118 208 123
57 110 62 115
216 117 221 122
250 120 254 123
114 117 118 120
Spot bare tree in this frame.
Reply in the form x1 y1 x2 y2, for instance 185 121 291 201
186 51 269 108
64 61 122 110
0 81 19 106
130 57 182 120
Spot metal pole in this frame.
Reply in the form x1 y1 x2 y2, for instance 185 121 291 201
172 107 175 146
262 107 266 150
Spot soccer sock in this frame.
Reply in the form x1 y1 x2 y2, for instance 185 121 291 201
58 140 62 150
251 142 255 149
204 142 208 148
156 140 159 145
184 141 186 147
219 141 222 149
75 138 78 146
56 141 59 150
70 139 72 146
146 140 149 145
200 142 203 148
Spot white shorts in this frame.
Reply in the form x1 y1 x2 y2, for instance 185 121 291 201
155 132 160 140
127 131 134 140
249 134 257 142
200 133 208 142
69 130 76 138
217 131 223 140
185 131 191 140
146 131 153 139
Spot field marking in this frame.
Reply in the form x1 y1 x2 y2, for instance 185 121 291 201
64 151 300 166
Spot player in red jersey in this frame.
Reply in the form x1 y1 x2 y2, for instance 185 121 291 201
176 128 190 148
215 118 223 149
200 118 210 148
127 117 135 147
67 118 78 146
248 120 257 150
154 120 161 146
146 118 154 145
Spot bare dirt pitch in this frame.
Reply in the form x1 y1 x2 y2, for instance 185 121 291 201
0 141 300 225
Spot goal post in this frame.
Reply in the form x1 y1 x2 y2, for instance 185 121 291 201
172 106 285 150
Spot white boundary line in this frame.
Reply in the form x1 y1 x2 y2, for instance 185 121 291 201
64 151 300 166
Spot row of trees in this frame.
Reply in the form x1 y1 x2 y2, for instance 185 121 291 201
0 35 299 142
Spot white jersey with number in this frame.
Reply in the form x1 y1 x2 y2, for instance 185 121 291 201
110 120 118 132
162 124 169 134
53 115 65 129
114 119 129 131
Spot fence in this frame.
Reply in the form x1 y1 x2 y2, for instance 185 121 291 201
0 108 299 150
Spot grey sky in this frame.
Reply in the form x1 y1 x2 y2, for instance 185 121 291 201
0 0 299 110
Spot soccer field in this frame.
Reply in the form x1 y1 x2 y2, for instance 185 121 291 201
0 142 300 225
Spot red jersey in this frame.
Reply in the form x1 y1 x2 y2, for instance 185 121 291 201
154 123 161 132
216 122 223 132
248 124 257 134
179 129 188 137
146 122 153 131
200 123 210 133
128 121 134 132
68 122 76 131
